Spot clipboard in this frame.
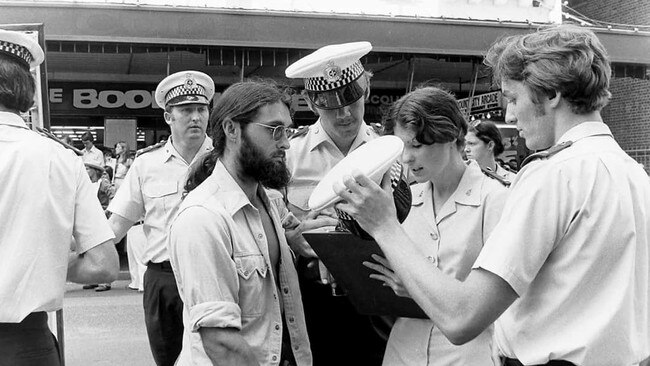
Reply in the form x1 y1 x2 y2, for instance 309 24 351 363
303 231 428 319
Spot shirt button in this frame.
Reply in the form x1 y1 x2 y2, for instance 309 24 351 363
430 232 439 240
294 345 300 351
288 316 295 323
257 233 263 240
283 287 289 294
275 324 280 331
272 355 278 361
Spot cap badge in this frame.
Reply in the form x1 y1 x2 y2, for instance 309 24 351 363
323 61 342 83
184 73 196 89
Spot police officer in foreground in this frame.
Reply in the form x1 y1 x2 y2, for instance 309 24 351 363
284 41 386 365
107 71 214 366
334 25 650 365
0 29 119 365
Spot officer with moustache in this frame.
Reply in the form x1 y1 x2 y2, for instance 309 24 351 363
107 71 214 366
284 41 386 365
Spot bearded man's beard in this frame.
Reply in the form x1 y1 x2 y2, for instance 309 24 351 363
239 132 291 189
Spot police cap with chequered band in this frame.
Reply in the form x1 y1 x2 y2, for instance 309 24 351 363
155 70 215 108
285 41 372 110
0 29 45 70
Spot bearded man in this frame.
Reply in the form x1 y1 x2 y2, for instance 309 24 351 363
168 81 313 366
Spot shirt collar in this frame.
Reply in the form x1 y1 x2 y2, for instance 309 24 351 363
0 111 28 129
557 121 612 144
207 159 271 217
410 160 483 208
307 119 374 152
161 135 213 164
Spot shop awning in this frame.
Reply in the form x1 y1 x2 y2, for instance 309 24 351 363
1 2 648 63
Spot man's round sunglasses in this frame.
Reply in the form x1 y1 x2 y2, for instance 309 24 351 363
252 123 288 141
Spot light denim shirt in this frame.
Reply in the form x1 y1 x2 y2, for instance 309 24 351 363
168 160 312 366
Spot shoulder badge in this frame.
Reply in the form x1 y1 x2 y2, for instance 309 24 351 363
287 125 309 140
481 166 511 187
136 140 166 158
520 140 573 169
35 127 83 156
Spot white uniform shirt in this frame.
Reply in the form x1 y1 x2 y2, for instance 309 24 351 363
474 122 650 365
0 111 114 322
285 120 377 220
495 163 516 184
169 161 312 366
383 161 508 366
108 137 212 264
82 145 105 167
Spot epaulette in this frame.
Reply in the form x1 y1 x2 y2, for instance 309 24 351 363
35 127 83 156
499 162 518 174
481 166 511 187
520 140 573 168
136 140 166 158
369 122 384 135
287 125 309 140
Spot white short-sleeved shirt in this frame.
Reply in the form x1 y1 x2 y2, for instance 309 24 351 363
383 161 508 366
82 145 105 167
0 111 115 322
495 163 516 184
285 119 377 220
474 122 650 365
108 137 212 264
169 161 312 366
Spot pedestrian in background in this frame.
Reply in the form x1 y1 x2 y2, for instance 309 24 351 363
465 119 516 184
81 130 105 167
0 29 118 366
107 70 215 366
112 140 132 190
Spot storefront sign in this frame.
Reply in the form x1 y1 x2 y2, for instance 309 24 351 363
457 91 502 115
49 82 161 117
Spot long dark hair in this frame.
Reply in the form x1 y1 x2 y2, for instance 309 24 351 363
184 80 293 193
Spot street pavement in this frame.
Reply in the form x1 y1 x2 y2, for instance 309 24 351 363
61 278 156 366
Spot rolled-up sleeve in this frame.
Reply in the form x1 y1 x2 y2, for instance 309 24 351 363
169 205 242 332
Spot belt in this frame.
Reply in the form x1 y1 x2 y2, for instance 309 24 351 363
502 358 575 366
147 261 173 272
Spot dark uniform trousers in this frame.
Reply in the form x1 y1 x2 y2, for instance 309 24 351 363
298 257 387 366
144 261 184 366
0 312 61 366
502 358 576 366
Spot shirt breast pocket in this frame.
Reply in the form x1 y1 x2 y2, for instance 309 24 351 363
235 254 268 318
143 182 178 213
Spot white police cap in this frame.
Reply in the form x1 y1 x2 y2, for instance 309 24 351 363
0 29 45 69
155 70 215 108
285 41 372 110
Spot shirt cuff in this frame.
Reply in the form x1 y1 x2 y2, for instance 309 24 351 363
189 301 242 332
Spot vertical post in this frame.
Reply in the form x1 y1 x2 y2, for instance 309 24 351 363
56 309 65 366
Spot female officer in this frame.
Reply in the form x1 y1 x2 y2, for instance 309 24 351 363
367 86 508 365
